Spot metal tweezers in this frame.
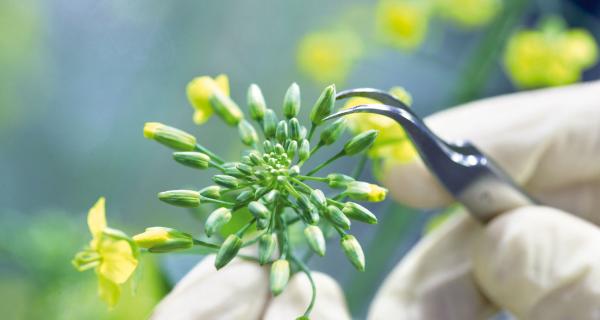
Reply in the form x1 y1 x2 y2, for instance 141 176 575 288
325 88 536 223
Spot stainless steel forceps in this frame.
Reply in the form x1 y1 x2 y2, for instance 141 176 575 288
325 88 536 223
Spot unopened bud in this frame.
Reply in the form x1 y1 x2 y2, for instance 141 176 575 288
341 234 365 271
133 227 193 253
247 84 266 121
287 140 298 159
263 109 278 138
238 120 259 146
319 118 346 145
326 205 351 230
299 139 310 162
288 165 300 176
144 122 196 151
345 181 388 202
215 234 242 269
342 202 378 224
173 151 210 169
297 195 319 224
249 201 271 219
270 259 290 296
213 175 240 189
223 165 245 178
259 233 277 265
275 143 285 155
210 89 244 126
262 190 279 204
199 185 221 199
343 130 378 155
289 118 301 140
236 163 253 175
249 151 264 165
263 140 273 153
283 83 301 119
309 189 327 210
158 190 200 207
235 190 254 203
276 120 288 143
304 225 326 256
327 173 355 189
205 207 232 237
309 84 335 125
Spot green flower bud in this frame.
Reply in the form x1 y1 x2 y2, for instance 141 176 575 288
262 190 279 204
298 139 310 162
263 109 278 138
288 165 300 176
342 202 378 224
247 84 266 121
204 207 232 237
283 83 301 119
327 173 355 189
133 227 193 253
249 201 271 219
158 190 200 207
270 259 290 296
257 216 270 230
345 181 388 202
235 190 254 203
309 84 336 125
236 163 253 175
319 118 346 145
263 140 273 153
297 195 319 224
286 140 298 158
304 225 326 256
223 165 245 178
299 126 308 140
341 234 365 271
212 175 240 189
276 120 288 143
215 234 242 269
326 205 351 230
289 118 301 140
199 185 221 199
210 90 244 125
241 155 253 166
173 151 210 169
259 233 277 265
144 122 196 151
238 120 259 146
249 151 264 165
274 143 285 155
343 130 378 155
309 189 327 210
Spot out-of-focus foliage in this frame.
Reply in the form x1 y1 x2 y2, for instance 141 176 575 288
0 210 166 319
435 0 502 28
297 30 363 85
503 17 599 88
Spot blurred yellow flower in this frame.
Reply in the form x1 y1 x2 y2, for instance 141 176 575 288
435 0 501 28
297 30 363 84
343 86 417 164
503 19 598 88
375 0 431 50
72 197 138 307
186 74 230 124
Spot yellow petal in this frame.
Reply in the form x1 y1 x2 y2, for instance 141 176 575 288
98 237 138 284
87 197 107 238
97 273 121 308
214 74 230 96
193 109 213 124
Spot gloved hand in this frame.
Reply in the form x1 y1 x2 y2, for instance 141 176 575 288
152 81 600 320
371 80 600 319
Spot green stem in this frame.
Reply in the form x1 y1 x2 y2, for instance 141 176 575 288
309 142 323 157
290 178 313 194
291 254 317 317
195 144 225 164
235 218 256 237
192 239 220 249
307 124 317 141
297 175 328 182
200 196 235 207
306 151 344 176
351 153 368 179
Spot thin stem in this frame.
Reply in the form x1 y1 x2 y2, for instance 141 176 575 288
192 239 221 249
351 153 368 179
242 230 266 247
290 178 313 194
306 151 344 176
195 144 225 164
307 124 317 141
236 218 256 237
309 142 323 157
209 161 226 171
291 254 317 317
297 175 328 182
200 196 235 207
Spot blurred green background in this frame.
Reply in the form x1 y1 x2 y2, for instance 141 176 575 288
1 0 598 319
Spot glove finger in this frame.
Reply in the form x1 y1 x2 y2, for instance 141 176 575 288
535 181 600 226
151 255 269 320
265 272 351 320
473 206 600 320
368 211 498 320
383 81 600 215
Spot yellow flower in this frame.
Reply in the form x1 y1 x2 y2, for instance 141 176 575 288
375 0 431 50
503 18 598 89
343 87 417 164
435 0 501 28
186 74 230 124
133 227 194 253
297 30 363 84
72 197 138 307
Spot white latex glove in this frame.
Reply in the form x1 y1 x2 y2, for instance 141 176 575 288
370 81 600 319
151 254 351 320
